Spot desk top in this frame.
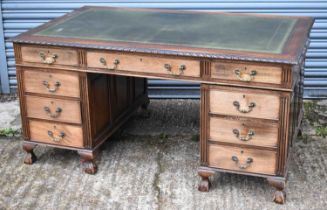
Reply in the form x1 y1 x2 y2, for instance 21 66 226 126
12 6 313 64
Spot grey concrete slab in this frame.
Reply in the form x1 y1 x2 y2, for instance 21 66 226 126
0 99 326 209
0 100 20 129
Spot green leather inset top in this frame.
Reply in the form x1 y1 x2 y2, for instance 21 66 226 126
35 8 297 54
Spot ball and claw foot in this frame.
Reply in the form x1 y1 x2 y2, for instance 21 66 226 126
198 167 214 192
198 178 211 192
24 151 37 164
273 190 286 204
23 143 37 164
297 128 303 137
141 99 150 110
267 177 287 204
78 150 97 175
139 100 151 118
80 160 97 174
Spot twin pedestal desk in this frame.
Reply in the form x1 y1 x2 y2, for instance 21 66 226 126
12 6 313 204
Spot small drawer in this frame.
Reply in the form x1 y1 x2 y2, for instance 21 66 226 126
208 144 277 175
87 51 200 78
29 120 83 148
209 116 278 147
26 95 82 124
209 87 280 120
21 46 78 66
211 61 283 85
23 70 80 98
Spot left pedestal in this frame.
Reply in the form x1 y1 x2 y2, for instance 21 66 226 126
17 65 148 174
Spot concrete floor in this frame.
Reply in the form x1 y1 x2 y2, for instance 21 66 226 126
0 100 326 210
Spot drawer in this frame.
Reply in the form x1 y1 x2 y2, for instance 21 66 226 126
209 87 280 120
29 120 83 148
208 144 277 175
21 46 78 66
24 70 80 98
26 95 82 124
209 117 278 147
211 61 282 85
87 51 200 78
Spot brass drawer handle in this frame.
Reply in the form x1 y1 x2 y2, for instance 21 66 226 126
39 51 58 64
233 129 255 141
233 101 256 113
231 156 253 169
164 64 186 75
42 80 61 93
47 130 65 142
99 57 120 70
44 106 62 118
234 69 257 82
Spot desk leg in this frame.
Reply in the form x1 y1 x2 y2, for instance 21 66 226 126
267 176 287 204
78 150 97 175
198 167 215 192
23 142 37 164
141 98 150 110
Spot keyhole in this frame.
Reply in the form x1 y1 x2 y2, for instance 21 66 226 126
243 94 245 98
240 150 244 154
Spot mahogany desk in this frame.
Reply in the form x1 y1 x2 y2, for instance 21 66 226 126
12 6 313 204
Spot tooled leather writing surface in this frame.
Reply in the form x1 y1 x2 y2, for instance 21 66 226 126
35 8 296 54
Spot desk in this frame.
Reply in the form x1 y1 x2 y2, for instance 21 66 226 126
12 6 313 204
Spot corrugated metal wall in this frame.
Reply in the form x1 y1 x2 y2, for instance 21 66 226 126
1 0 326 98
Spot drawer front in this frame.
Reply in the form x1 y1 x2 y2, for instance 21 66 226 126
26 96 82 124
87 52 200 78
208 144 277 175
209 117 278 147
24 70 80 98
21 46 78 66
209 87 280 120
211 61 282 85
29 120 83 147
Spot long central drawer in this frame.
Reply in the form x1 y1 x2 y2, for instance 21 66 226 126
87 51 201 78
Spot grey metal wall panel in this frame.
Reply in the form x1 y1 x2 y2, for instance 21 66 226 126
1 0 327 98
0 3 10 93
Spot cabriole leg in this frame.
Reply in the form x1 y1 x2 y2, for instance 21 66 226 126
78 150 98 175
23 142 37 164
141 98 150 110
139 98 150 118
198 167 215 192
267 177 287 204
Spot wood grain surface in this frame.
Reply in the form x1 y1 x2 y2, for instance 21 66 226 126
208 144 277 175
25 95 82 124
